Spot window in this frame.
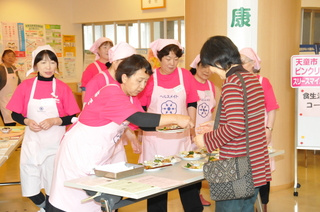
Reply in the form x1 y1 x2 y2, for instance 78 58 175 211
82 17 185 50
301 9 320 44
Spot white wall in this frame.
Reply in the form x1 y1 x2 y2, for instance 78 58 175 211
71 0 184 23
302 0 320 7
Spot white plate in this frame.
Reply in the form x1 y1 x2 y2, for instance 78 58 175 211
162 157 182 165
178 153 206 161
156 128 186 133
144 167 164 172
182 165 203 172
268 149 276 154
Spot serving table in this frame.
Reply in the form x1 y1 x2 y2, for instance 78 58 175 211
65 160 204 211
0 126 25 186
65 150 285 211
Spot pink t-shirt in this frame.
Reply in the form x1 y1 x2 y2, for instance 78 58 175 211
258 75 279 112
138 67 199 107
194 79 216 112
6 77 80 117
81 61 107 88
84 71 119 103
79 84 144 130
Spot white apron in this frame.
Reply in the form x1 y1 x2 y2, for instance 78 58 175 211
94 61 104 74
0 65 18 123
50 92 130 211
195 80 216 134
21 77 66 196
259 76 275 172
139 68 192 162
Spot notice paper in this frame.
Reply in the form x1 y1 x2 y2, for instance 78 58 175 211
130 176 184 189
78 177 117 187
99 180 156 193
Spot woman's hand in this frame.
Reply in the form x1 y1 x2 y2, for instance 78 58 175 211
196 120 214 134
24 119 42 132
131 139 142 154
39 118 62 130
177 114 195 129
265 129 272 145
193 134 205 149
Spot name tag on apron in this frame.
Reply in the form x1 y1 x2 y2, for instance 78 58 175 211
41 98 56 106
205 90 211 97
174 85 184 93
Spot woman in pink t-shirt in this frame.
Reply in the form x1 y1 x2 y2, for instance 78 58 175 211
80 37 113 102
240 47 279 212
48 54 194 212
6 45 80 212
138 39 202 212
190 54 216 207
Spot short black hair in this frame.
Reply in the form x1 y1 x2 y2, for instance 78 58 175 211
190 68 197 75
157 44 183 60
34 50 59 70
200 36 241 70
115 54 152 83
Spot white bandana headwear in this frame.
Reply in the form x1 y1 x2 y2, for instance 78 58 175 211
26 45 57 76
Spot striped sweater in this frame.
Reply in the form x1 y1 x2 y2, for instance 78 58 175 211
204 66 271 187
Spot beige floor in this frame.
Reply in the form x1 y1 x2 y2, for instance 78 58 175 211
0 145 319 212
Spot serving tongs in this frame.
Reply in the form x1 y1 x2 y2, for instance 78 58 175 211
145 164 173 170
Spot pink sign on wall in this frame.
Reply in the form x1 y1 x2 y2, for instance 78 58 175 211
291 55 320 88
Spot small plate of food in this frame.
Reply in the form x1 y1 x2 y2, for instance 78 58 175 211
156 125 186 133
183 161 204 171
178 151 206 161
268 146 276 154
1 128 12 134
141 159 173 171
153 155 182 165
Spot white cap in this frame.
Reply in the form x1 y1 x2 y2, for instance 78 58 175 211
108 42 136 63
26 45 57 76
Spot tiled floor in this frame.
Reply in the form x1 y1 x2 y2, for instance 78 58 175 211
0 146 319 212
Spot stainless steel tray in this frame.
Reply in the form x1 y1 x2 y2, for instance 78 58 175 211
94 163 144 179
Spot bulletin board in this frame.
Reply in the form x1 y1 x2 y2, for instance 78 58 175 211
291 55 320 150
0 22 76 81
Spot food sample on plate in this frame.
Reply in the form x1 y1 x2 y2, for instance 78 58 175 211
157 124 183 131
209 157 219 161
1 127 11 134
268 146 275 153
184 161 204 170
153 155 179 164
180 151 204 159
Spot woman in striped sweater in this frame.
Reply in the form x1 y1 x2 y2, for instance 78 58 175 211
194 36 271 212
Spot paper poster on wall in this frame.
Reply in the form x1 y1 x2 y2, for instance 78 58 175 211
62 57 76 79
24 24 46 57
15 57 30 81
17 23 26 57
45 24 62 57
63 35 76 57
0 22 26 57
83 50 95 72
